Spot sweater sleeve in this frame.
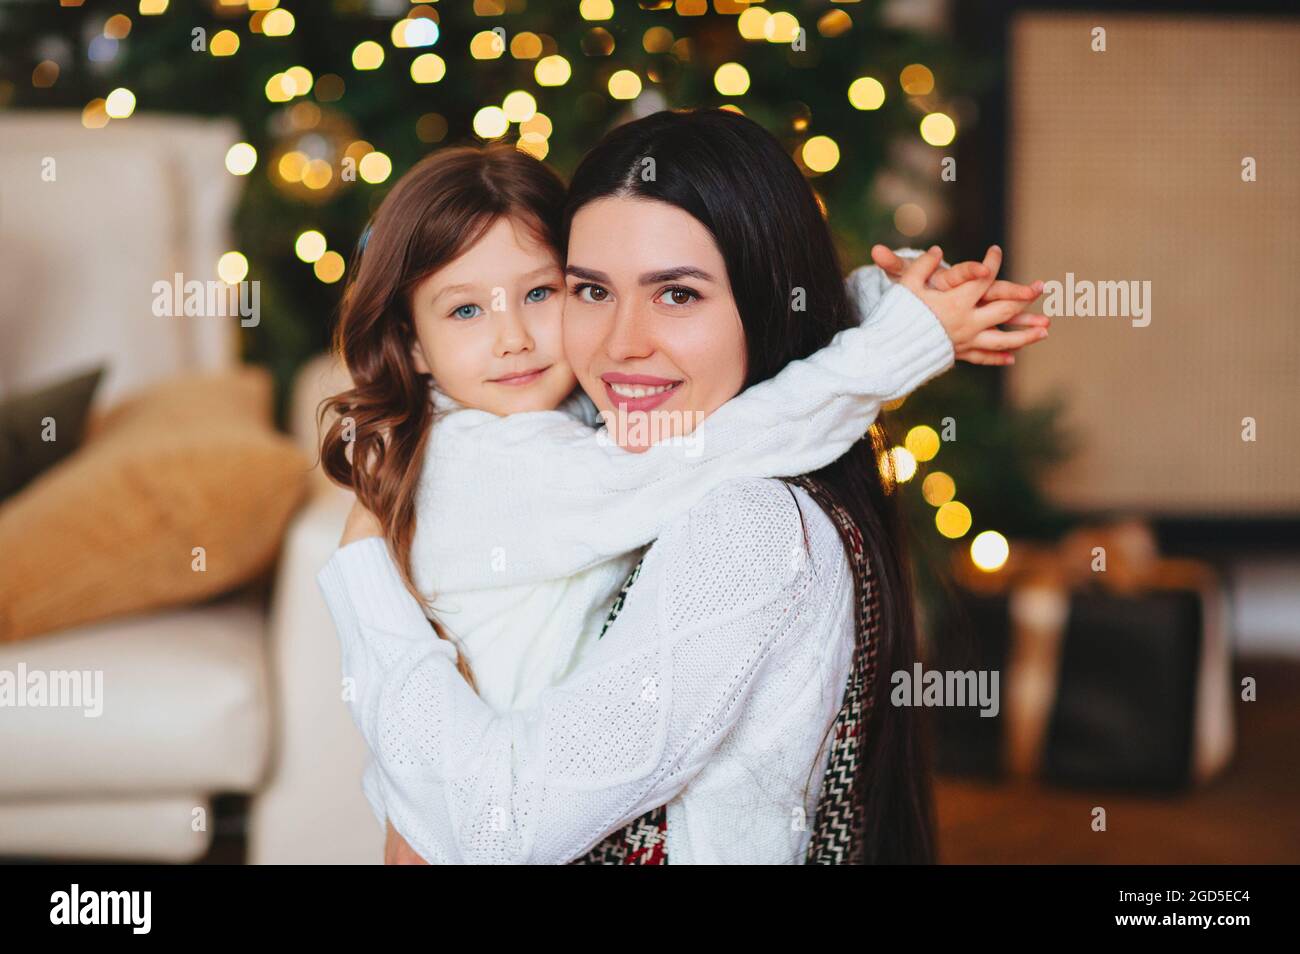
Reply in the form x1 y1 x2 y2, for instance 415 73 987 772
417 267 952 591
318 478 852 864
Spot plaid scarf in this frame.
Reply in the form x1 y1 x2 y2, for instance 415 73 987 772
569 475 880 865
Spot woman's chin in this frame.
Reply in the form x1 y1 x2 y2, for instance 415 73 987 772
595 403 688 453
618 437 653 454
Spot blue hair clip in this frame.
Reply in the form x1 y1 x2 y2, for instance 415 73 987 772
356 221 374 257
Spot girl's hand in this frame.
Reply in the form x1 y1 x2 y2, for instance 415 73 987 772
340 497 383 547
895 245 1049 367
873 244 1045 304
873 244 963 290
384 819 429 865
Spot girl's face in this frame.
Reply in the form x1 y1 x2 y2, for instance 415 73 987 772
562 196 748 453
408 216 577 416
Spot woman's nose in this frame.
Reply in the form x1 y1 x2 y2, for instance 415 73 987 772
604 301 653 362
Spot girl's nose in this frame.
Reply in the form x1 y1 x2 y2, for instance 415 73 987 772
493 307 534 356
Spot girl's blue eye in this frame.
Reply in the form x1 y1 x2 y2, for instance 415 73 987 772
452 303 483 320
525 286 552 304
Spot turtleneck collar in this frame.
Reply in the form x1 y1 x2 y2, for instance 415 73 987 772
429 385 467 414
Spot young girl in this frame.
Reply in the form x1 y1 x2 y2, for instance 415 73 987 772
318 137 1045 859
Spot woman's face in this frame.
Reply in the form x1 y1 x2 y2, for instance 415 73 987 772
408 215 577 417
563 196 748 452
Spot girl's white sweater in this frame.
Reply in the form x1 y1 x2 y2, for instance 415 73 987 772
316 263 954 863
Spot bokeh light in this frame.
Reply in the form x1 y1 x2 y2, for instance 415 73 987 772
848 77 885 111
217 251 249 284
352 41 384 71
471 31 505 59
262 9 295 38
713 63 750 96
314 250 345 284
358 151 392 184
534 55 571 86
104 87 136 118
887 446 918 482
210 30 239 57
81 98 109 129
920 112 957 146
224 142 257 176
608 70 642 100
921 471 956 507
737 8 770 40
970 531 1010 572
410 53 446 84
936 501 973 539
802 135 840 173
905 425 941 462
294 230 327 263
502 90 537 122
473 105 509 138
900 64 935 95
765 12 800 43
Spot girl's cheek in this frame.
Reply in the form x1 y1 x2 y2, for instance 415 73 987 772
424 323 487 387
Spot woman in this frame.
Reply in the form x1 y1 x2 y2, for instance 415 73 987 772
323 109 1040 863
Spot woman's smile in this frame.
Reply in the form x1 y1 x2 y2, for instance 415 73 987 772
601 372 683 412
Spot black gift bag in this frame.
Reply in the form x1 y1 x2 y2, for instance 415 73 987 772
1043 590 1204 791
933 577 1234 791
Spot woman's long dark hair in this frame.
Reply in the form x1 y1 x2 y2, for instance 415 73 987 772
563 109 936 864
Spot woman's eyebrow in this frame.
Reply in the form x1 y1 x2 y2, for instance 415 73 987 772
565 265 610 282
638 266 714 284
564 265 716 284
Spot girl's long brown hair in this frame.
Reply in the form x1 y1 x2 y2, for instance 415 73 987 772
319 143 568 688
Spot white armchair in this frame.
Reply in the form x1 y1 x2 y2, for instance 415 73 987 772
0 113 379 864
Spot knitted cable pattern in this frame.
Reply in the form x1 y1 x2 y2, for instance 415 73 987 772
569 474 879 865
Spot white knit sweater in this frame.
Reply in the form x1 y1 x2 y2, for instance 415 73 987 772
317 264 954 863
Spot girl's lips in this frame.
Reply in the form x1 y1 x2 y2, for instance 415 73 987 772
601 375 683 413
489 365 550 387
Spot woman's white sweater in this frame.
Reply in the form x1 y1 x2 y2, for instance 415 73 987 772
316 265 954 863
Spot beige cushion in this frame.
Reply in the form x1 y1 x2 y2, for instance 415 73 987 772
0 367 308 644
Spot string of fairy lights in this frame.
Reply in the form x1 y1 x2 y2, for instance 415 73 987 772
881 418 1011 573
40 0 1004 573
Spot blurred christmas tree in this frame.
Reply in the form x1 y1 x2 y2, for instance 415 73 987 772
1 0 1074 602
